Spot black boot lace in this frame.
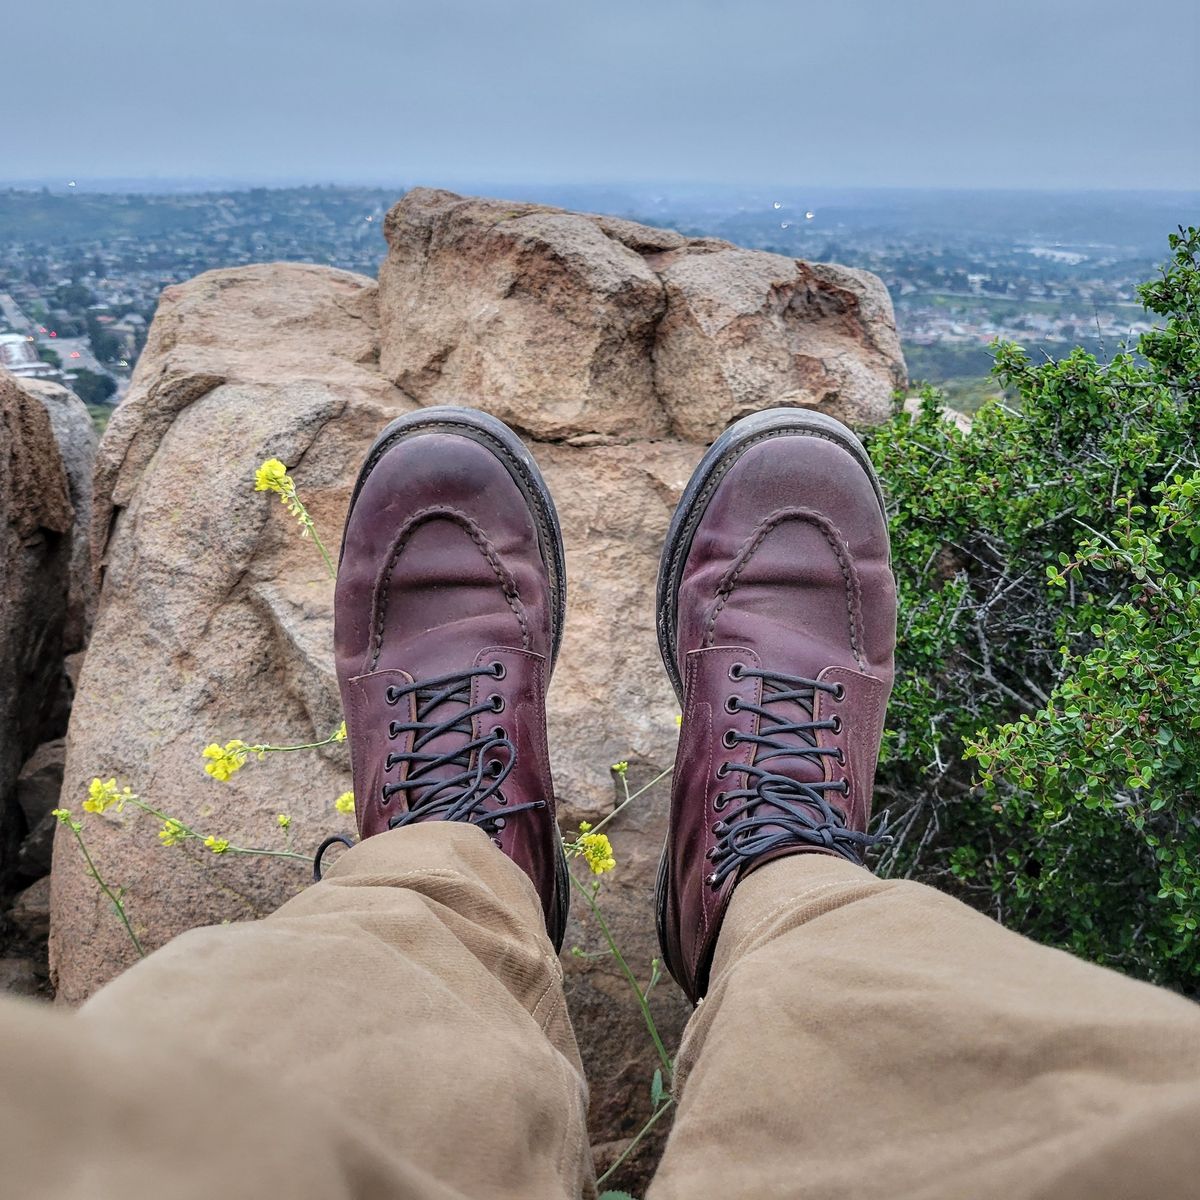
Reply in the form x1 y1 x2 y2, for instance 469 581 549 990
708 664 888 886
312 662 540 882
381 662 544 832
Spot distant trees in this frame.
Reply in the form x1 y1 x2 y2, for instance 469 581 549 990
55 282 94 310
85 313 121 363
71 368 116 406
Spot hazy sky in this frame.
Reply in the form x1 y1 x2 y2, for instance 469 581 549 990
4 0 1197 189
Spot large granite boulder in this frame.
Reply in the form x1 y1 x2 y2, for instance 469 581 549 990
378 188 906 443
50 196 906 1187
654 252 907 441
0 373 75 878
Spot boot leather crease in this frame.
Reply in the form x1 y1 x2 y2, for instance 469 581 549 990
656 409 897 1003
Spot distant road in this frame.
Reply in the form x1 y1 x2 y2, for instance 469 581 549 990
54 335 109 377
0 292 34 332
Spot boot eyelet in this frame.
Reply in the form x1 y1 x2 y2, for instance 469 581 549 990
713 791 728 810
384 686 401 705
715 761 730 779
388 722 400 739
485 759 503 778
490 660 506 679
712 821 725 835
722 729 739 749
725 695 741 713
493 817 506 831
830 715 842 734
379 787 391 806
831 683 846 701
496 792 508 805
728 663 745 680
489 693 505 713
492 726 508 741
706 872 719 886
835 747 846 766
492 837 503 848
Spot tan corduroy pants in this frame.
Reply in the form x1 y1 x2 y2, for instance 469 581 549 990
3 822 1200 1200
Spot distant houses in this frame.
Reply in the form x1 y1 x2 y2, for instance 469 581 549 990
0 332 58 382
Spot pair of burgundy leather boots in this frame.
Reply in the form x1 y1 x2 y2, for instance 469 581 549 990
333 406 895 1003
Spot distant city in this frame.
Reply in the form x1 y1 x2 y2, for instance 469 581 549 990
1 182 1194 421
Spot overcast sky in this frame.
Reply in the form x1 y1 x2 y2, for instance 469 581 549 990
4 0 1197 190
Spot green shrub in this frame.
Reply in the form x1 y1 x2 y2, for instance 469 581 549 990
866 227 1200 992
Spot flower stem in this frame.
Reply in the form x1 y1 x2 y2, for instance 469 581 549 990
65 823 145 957
124 797 313 865
224 846 315 863
251 733 341 755
586 765 674 837
569 872 673 1078
595 1097 675 1188
306 518 337 580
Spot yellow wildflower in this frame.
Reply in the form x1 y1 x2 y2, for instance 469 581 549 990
204 835 230 855
253 456 310 532
252 454 335 578
335 791 355 814
611 760 629 775
578 820 592 833
158 818 188 847
203 740 249 781
254 458 291 494
84 777 124 813
276 813 291 828
579 831 616 875
333 720 347 743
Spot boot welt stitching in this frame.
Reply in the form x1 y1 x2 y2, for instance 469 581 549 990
666 427 870 599
702 507 865 669
370 505 531 669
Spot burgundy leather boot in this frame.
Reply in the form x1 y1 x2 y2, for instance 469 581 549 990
332 407 569 949
656 408 896 1002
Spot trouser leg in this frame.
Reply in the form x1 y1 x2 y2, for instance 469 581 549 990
649 854 1200 1200
1 823 592 1200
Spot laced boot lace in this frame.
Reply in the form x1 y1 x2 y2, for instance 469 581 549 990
707 664 888 886
314 661 543 879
